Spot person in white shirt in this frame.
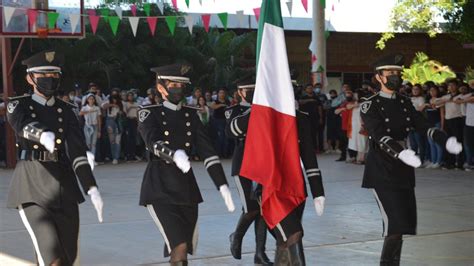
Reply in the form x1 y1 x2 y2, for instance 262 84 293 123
435 79 465 169
455 85 474 169
80 94 102 156
409 85 428 166
186 88 202 107
123 92 140 161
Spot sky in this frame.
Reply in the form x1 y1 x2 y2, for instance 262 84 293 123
81 0 398 32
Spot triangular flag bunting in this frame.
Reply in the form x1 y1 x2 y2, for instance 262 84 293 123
332 4 335 11
27 9 38 29
286 1 293 16
199 0 203 5
317 65 325 72
325 30 330 39
185 15 194 34
253 8 261 23
146 17 158 36
320 0 326 8
172 0 178 10
87 9 96 17
236 11 245 28
47 12 60 29
301 0 308 12
69 14 80 34
157 2 165 14
3 7 15 28
115 6 123 19
131 4 137 16
128 17 140 37
202 14 211 32
88 15 100 35
99 8 110 22
185 0 190 8
143 3 151 16
165 16 177 35
217 13 228 30
109 16 120 36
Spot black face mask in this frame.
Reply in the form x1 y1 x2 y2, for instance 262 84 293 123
34 76 61 97
330 95 337 99
244 90 254 103
346 97 353 102
166 87 184 104
383 75 403 91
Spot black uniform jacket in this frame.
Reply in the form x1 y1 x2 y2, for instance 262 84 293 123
138 101 228 206
360 91 447 189
6 94 97 209
224 103 324 199
224 103 250 176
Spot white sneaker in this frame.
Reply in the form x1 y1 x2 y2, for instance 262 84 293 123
112 159 118 165
420 162 430 168
431 163 440 169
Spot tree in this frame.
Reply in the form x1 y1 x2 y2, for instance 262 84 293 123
401 52 456 85
376 0 472 49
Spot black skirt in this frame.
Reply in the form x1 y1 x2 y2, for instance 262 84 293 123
146 203 199 257
234 175 260 213
272 201 306 243
372 188 417 236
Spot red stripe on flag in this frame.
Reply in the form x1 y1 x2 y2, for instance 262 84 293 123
240 104 306 228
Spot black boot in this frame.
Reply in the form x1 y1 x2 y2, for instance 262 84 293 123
254 216 273 265
380 237 403 266
169 261 188 266
274 246 290 266
288 240 306 266
230 211 258 259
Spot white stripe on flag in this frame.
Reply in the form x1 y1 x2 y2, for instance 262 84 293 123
254 23 295 117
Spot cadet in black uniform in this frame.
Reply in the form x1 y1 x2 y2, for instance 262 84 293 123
360 54 463 266
225 77 272 265
137 64 235 266
6 50 104 266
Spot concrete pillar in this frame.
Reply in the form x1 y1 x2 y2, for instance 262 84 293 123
311 0 326 87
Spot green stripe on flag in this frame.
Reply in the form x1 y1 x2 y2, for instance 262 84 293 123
47 12 60 29
256 0 284 66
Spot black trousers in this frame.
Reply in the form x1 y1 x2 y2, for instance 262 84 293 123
445 117 465 167
19 203 79 265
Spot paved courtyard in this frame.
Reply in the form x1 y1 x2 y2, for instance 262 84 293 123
0 154 473 265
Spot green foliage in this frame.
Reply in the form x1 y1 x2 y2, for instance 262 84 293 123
377 0 470 50
465 66 474 83
402 52 456 84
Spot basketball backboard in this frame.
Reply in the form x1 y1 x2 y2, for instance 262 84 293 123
1 0 84 38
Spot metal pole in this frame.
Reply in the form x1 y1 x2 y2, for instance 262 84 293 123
1 37 17 168
311 0 326 88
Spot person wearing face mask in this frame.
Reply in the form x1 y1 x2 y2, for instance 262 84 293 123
326 90 341 153
360 54 462 266
5 50 104 265
223 77 272 265
137 64 235 265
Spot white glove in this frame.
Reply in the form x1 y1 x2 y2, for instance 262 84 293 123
219 185 235 212
87 186 104 223
173 149 191 173
446 137 462 155
398 149 422 168
314 196 325 216
86 151 95 171
39 131 55 153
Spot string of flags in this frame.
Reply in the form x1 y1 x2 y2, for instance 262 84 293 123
1 3 262 37
2 0 335 37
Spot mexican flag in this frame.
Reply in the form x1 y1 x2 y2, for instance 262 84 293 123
239 0 305 229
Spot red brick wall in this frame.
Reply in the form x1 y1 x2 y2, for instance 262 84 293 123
286 31 474 74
